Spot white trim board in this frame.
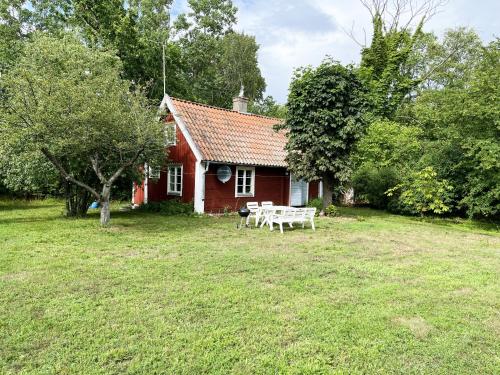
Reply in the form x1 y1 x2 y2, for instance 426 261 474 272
163 95 203 162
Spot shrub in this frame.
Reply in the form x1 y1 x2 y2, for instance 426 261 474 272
138 199 194 215
307 198 323 215
352 163 400 209
324 204 339 217
386 167 454 217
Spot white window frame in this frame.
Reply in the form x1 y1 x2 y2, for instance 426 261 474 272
167 164 183 196
148 165 160 180
235 166 255 197
164 121 177 146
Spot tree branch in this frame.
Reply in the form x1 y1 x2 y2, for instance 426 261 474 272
108 147 145 185
41 147 100 200
90 153 107 184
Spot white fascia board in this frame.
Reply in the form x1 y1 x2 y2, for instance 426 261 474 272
163 94 203 162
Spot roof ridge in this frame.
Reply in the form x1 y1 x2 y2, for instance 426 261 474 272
170 96 283 122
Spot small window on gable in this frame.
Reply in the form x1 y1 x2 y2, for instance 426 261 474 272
148 166 160 180
235 166 255 197
165 122 176 146
167 164 183 196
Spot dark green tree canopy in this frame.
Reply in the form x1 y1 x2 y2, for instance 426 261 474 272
280 59 367 207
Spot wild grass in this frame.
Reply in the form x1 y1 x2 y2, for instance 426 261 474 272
0 199 498 374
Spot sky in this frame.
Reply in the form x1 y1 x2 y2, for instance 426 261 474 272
172 0 500 103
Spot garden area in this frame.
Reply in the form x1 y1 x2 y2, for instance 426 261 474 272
1 199 498 374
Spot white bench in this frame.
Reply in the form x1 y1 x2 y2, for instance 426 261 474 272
268 207 316 234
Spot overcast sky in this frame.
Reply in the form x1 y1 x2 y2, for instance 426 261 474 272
173 0 499 103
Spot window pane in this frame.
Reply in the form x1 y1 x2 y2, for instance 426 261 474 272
176 174 181 184
169 182 175 191
245 184 251 194
176 183 181 192
237 184 243 193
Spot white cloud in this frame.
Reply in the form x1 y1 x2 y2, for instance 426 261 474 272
172 0 500 103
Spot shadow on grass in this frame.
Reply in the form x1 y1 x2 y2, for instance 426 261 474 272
416 216 500 233
339 206 391 218
0 201 60 212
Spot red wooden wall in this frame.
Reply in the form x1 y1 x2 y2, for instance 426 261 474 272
204 164 290 213
133 116 197 205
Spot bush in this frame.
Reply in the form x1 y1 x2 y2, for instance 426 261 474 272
352 163 400 209
386 167 454 216
138 199 194 215
307 198 323 215
324 204 339 217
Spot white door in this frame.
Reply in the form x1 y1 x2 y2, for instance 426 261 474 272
290 177 308 206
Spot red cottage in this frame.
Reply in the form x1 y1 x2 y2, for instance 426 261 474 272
132 94 322 213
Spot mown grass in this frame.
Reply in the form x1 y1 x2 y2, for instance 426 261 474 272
0 199 499 374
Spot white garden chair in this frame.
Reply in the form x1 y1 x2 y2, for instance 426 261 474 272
246 202 260 226
261 201 273 208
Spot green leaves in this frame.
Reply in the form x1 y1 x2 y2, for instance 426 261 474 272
1 32 165 220
282 58 367 199
386 167 454 216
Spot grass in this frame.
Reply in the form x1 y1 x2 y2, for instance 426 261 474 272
0 199 499 374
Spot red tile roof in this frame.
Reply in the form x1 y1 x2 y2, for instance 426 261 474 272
170 97 287 167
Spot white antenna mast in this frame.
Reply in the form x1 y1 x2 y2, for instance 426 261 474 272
162 12 171 97
162 42 166 96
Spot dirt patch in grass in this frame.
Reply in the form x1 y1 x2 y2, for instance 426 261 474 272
0 271 31 282
485 314 500 336
393 316 433 339
449 287 475 297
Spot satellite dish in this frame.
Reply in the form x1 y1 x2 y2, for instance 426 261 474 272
217 166 232 183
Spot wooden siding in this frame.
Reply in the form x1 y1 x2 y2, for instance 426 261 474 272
204 164 290 213
138 117 197 204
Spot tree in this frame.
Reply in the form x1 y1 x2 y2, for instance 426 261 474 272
1 33 165 225
356 0 446 118
413 39 500 218
173 0 265 107
249 96 287 119
279 59 367 209
352 120 423 209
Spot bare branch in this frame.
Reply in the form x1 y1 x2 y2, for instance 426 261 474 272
342 22 366 48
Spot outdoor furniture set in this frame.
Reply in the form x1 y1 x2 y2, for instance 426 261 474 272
243 201 316 234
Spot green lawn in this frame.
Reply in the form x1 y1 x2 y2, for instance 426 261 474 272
0 199 499 374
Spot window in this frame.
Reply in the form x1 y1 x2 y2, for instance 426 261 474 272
148 166 160 180
165 122 176 146
235 167 255 197
167 165 183 195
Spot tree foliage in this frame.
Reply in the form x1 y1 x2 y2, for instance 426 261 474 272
280 59 367 208
1 33 165 224
386 167 454 216
249 96 286 119
355 18 499 219
174 1 265 107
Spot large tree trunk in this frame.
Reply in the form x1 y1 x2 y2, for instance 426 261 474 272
100 185 111 226
322 175 334 210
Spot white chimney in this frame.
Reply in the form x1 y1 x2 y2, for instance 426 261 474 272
232 85 248 113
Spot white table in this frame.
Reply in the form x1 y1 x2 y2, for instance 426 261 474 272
258 206 289 229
